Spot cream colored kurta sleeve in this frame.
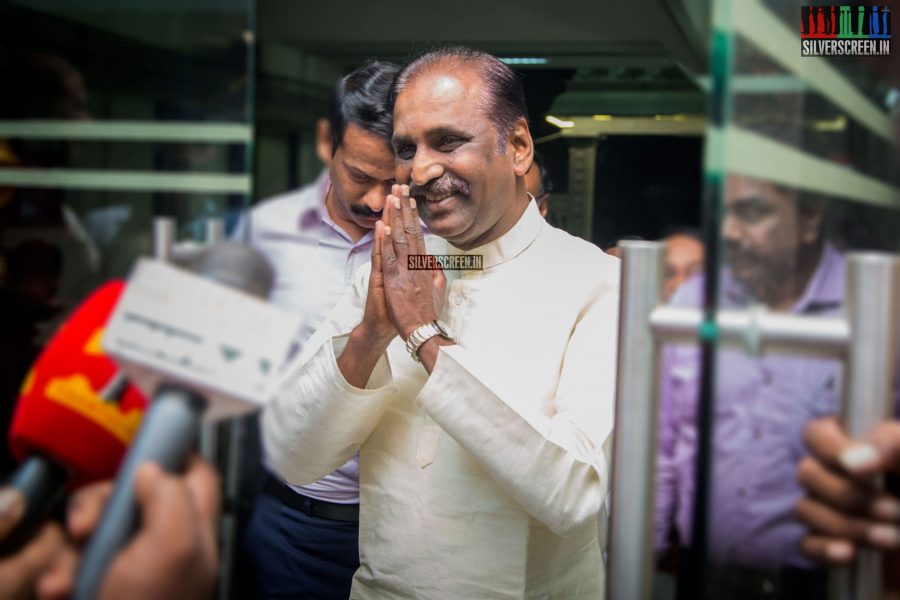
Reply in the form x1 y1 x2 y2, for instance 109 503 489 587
417 278 618 537
261 263 396 486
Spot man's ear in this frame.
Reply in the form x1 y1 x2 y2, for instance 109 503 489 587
315 118 333 166
509 117 534 178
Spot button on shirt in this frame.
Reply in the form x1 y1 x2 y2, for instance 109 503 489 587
232 171 373 503
655 244 846 569
263 200 620 599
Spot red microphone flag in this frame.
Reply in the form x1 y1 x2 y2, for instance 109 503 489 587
9 281 146 486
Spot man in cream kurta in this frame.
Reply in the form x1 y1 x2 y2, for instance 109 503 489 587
263 48 619 599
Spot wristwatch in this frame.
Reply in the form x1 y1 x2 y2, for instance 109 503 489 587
405 320 454 363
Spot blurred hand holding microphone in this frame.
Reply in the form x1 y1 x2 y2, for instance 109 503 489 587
3 280 146 557
0 239 301 598
73 241 302 599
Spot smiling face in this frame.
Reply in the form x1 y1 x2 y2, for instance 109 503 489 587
326 123 396 242
391 64 532 250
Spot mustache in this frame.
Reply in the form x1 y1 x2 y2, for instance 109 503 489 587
724 243 758 264
409 174 470 201
350 205 382 219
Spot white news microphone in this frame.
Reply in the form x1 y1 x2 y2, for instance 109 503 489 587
73 242 302 600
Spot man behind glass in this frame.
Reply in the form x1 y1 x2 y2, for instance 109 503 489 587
234 60 399 599
655 175 841 598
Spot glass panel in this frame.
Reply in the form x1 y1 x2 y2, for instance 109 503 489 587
655 0 899 597
0 0 255 477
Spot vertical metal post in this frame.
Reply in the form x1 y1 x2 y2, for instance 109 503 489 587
205 216 226 244
608 240 666 600
203 216 232 600
198 217 222 467
832 252 900 600
152 212 219 475
152 217 176 262
218 416 245 600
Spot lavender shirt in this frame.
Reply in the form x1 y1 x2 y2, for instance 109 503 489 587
233 172 373 503
655 244 845 569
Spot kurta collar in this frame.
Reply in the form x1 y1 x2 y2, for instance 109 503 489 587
448 196 542 272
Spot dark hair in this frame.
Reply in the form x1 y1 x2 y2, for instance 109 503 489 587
329 60 399 155
0 47 84 120
660 226 702 241
7 240 62 283
391 46 527 152
531 150 554 197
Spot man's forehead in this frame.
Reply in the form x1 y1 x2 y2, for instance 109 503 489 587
727 174 765 195
726 176 786 204
667 236 703 257
341 146 394 175
339 126 395 172
421 73 469 97
404 61 480 96
394 68 483 129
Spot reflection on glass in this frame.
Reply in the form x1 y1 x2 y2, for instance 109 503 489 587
657 175 845 597
0 1 254 476
655 0 899 598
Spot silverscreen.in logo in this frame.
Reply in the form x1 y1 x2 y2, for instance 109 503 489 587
801 5 891 56
408 254 483 271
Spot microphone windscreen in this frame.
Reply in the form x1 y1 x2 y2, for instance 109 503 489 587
9 281 146 486
182 241 274 298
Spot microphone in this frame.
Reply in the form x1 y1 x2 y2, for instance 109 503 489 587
1 281 147 555
73 242 301 600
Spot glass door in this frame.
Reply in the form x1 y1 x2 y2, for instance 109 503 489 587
649 1 899 598
0 3 256 597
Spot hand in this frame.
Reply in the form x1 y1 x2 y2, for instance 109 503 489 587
0 487 69 600
381 183 447 340
35 481 112 600
795 417 900 567
37 457 221 600
356 217 398 347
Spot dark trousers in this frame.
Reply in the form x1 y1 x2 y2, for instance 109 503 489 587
240 486 359 599
705 564 827 600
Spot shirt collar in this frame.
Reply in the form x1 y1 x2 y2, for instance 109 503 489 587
317 172 381 248
297 169 330 231
790 243 844 313
449 195 542 271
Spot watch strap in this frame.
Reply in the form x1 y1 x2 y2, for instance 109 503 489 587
405 320 452 363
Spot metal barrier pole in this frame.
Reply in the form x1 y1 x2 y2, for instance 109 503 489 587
197 215 227 490
607 248 899 600
650 306 849 359
205 216 226 244
831 253 900 600
607 240 666 600
152 216 176 262
205 213 231 600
